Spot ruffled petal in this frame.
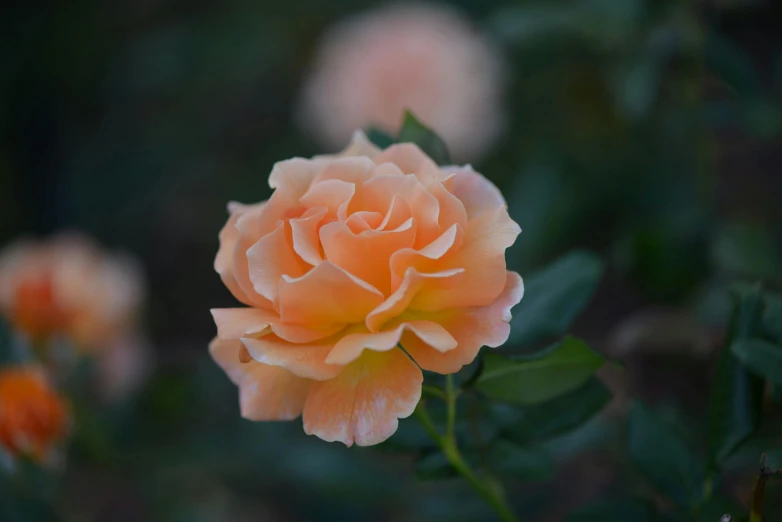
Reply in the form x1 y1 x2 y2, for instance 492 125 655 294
374 144 442 185
320 218 416 294
363 174 440 247
402 271 523 374
389 224 463 290
270 322 345 344
443 165 506 218
299 179 356 221
325 320 456 365
413 207 520 310
335 130 382 159
429 178 467 231
365 267 463 332
302 348 422 446
278 261 384 328
210 339 311 420
242 335 343 380
232 205 279 310
246 222 309 306
214 202 264 306
312 156 376 187
345 211 384 233
210 308 277 340
290 207 327 266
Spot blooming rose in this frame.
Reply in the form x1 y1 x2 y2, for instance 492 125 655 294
0 366 68 463
298 3 505 162
0 234 143 351
210 132 522 446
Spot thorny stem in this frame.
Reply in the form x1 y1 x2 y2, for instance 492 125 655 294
414 375 519 522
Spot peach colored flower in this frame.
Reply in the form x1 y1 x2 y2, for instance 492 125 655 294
210 132 522 446
0 366 68 463
298 3 505 162
0 234 144 352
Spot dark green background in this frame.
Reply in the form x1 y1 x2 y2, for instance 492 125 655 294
1 0 781 520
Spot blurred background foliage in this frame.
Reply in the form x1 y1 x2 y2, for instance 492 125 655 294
1 0 781 520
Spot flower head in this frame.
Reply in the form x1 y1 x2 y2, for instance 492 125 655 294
0 366 68 463
211 132 522 446
298 3 506 162
0 234 144 351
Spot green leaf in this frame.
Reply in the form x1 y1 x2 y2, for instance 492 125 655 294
365 127 395 149
496 377 612 445
731 338 782 384
487 440 554 481
708 284 766 466
628 402 705 508
565 498 656 522
477 336 605 405
763 292 782 342
397 111 451 166
507 251 603 347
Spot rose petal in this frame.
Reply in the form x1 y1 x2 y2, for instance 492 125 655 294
375 195 409 231
326 320 456 365
232 205 279 309
278 261 384 328
210 338 311 420
443 165 506 218
214 202 263 306
246 221 309 306
242 335 343 380
363 174 440 246
335 130 382 159
270 322 345 343
345 211 384 233
402 271 523 373
389 224 463 289
299 179 356 221
210 308 277 340
412 206 520 310
374 143 442 185
290 207 327 266
429 178 467 231
320 218 416 294
303 348 422 446
365 267 463 332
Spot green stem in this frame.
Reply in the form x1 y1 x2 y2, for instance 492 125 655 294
414 376 519 522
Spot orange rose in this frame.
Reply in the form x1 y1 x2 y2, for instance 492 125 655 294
210 132 522 446
0 366 68 463
0 234 143 351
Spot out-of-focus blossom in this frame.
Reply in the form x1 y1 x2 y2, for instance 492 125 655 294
0 366 68 464
0 234 144 352
95 333 153 403
210 132 522 446
298 3 506 162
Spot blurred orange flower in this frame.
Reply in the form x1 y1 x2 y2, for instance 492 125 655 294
0 366 68 463
298 3 506 162
211 132 522 446
0 234 144 352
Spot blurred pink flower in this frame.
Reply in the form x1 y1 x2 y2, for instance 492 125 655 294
298 3 506 161
0 234 150 401
0 233 144 351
